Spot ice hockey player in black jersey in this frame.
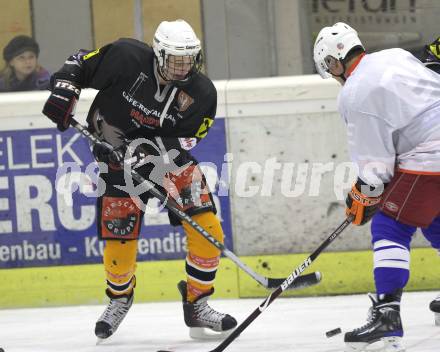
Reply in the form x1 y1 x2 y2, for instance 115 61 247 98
42 19 237 341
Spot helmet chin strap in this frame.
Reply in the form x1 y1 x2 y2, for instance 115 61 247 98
157 67 168 83
154 56 177 83
153 55 168 83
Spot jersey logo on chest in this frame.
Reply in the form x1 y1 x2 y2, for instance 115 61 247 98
176 90 194 112
127 72 148 98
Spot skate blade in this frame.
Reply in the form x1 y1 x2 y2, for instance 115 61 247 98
344 342 368 352
96 338 105 345
435 312 440 326
189 327 233 340
96 334 113 345
345 336 405 352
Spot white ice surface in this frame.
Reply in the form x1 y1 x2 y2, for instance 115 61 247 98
0 291 439 352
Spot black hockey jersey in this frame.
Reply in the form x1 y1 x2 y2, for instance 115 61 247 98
56 38 217 155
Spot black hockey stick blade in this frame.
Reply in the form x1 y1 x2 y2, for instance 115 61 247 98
267 271 322 289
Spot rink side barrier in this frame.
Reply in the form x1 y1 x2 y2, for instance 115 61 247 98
0 77 438 308
1 248 439 308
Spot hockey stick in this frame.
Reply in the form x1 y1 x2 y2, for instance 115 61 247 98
69 118 321 291
157 216 352 352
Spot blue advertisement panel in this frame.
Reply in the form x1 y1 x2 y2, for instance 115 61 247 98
0 120 232 268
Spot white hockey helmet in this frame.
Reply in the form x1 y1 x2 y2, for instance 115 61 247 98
313 22 364 79
153 19 202 83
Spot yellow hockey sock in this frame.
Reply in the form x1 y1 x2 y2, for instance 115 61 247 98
103 240 138 296
183 212 223 302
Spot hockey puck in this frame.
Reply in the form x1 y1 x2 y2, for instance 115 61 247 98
325 327 342 338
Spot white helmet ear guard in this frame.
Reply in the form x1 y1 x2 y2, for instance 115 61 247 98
153 19 202 83
313 22 364 79
315 56 333 79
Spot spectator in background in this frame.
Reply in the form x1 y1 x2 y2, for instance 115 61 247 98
0 35 50 92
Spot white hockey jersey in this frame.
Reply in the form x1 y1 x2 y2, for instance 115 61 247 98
338 48 440 185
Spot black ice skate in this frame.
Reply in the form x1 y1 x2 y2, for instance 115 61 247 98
344 292 404 352
95 289 134 342
429 294 440 326
177 280 237 340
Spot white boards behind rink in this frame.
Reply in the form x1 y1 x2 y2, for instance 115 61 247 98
0 75 431 256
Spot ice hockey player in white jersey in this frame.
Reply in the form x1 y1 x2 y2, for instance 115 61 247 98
314 22 440 352
417 36 440 327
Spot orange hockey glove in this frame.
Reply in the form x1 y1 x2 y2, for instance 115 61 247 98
345 179 383 226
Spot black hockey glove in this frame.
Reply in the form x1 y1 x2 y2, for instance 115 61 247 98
93 143 149 170
42 77 81 132
345 178 384 226
93 144 125 170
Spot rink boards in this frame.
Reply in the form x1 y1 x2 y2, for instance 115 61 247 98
0 77 439 308
1 248 440 308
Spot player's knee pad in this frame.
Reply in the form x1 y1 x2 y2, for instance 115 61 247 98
103 240 138 295
183 211 223 258
372 213 411 270
372 213 413 294
373 240 410 272
373 236 411 293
